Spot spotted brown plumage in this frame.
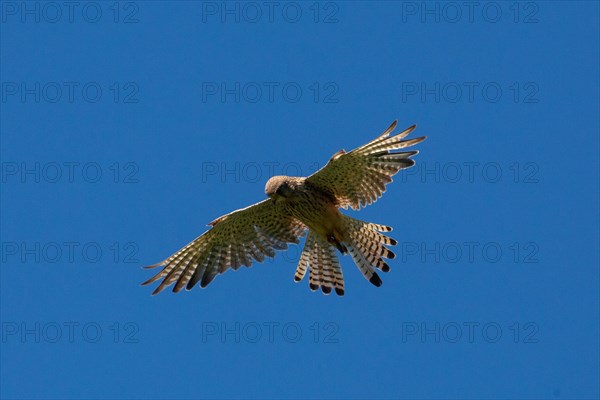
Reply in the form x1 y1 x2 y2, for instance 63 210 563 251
306 121 423 210
143 120 426 296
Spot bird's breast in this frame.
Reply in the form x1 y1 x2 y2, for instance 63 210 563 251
282 190 341 237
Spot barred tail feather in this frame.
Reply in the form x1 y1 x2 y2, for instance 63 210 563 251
328 245 345 296
342 215 397 287
294 230 345 296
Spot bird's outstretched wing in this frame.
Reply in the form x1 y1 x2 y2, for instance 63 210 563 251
142 199 306 294
306 121 426 210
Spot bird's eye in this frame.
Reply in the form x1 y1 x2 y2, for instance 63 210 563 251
276 184 289 197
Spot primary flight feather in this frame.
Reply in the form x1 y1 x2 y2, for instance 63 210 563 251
143 120 426 296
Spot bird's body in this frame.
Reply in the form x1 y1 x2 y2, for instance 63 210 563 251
266 177 345 250
143 120 426 296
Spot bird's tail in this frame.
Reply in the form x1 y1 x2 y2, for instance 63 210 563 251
294 230 345 296
340 215 397 287
293 216 396 295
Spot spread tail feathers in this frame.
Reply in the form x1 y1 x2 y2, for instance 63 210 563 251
341 215 397 287
293 216 396 295
294 231 345 296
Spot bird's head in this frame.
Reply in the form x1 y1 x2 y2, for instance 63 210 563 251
265 176 295 202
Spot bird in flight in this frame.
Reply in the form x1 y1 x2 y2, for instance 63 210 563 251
143 120 426 296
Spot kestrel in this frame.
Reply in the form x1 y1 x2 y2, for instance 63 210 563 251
143 120 426 296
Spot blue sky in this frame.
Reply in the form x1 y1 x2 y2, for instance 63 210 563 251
1 1 598 399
